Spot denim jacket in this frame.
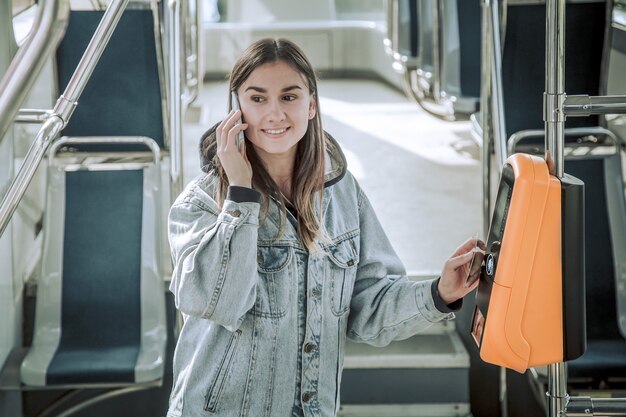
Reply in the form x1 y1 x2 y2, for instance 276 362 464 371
167 132 456 417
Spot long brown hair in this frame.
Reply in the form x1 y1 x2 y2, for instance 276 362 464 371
207 38 327 251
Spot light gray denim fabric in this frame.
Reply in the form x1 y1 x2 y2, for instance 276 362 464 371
167 135 454 417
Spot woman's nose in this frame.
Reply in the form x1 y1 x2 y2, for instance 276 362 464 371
266 100 286 122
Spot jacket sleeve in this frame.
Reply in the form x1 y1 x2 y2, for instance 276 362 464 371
346 186 454 347
168 193 260 331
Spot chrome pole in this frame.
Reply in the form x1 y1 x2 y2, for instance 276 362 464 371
54 0 130 123
566 397 626 416
431 0 442 100
544 0 565 178
563 95 626 117
545 0 568 415
489 0 508 171
548 363 569 417
481 0 493 240
0 0 69 140
168 0 184 198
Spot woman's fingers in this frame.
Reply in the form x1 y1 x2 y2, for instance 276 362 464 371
217 110 243 149
447 250 475 270
225 122 248 152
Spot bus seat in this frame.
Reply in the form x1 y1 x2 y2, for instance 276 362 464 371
55 8 166 151
20 142 166 386
54 3 174 284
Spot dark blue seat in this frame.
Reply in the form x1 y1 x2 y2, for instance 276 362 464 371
55 9 165 151
21 145 166 386
21 6 168 388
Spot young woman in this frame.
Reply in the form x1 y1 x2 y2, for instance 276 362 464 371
167 38 480 417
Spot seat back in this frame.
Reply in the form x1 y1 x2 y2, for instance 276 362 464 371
21 146 166 386
56 8 166 150
54 4 175 279
502 1 606 139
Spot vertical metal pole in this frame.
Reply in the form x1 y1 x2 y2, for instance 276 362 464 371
545 0 565 178
481 0 492 240
545 0 567 415
482 5 509 413
431 0 441 99
548 363 569 417
168 0 184 199
489 0 508 171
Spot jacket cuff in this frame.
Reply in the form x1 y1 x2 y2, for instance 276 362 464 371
227 186 261 203
431 277 463 313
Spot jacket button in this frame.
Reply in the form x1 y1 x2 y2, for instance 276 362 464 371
347 259 354 267
311 288 321 297
302 391 315 403
231 209 241 217
303 342 317 353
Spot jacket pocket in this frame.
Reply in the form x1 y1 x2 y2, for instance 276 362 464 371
204 329 242 413
327 235 359 316
251 245 293 318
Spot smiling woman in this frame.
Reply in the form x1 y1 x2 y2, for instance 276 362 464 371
237 64 316 159
168 38 478 417
206 38 326 252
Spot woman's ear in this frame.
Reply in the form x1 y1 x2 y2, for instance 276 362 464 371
308 99 317 120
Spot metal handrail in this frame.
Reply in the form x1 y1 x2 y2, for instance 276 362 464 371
167 0 184 199
182 0 200 105
507 126 621 156
0 0 70 141
0 0 130 238
49 136 161 166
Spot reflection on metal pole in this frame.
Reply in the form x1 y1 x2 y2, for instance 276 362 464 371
545 0 567 416
489 0 508 172
481 0 492 241
544 0 565 179
168 0 184 199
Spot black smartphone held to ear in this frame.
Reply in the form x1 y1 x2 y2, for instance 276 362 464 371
230 91 245 152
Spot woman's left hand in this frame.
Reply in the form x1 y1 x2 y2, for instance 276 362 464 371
437 237 486 305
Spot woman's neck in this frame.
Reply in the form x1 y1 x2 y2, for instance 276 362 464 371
256 147 296 202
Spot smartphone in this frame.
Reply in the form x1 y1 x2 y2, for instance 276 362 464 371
465 239 486 287
230 91 245 152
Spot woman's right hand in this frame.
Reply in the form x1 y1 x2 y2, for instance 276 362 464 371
216 110 252 188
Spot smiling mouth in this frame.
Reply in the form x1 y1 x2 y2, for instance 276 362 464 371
263 127 290 135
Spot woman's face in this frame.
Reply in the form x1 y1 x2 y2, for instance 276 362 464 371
236 61 316 159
